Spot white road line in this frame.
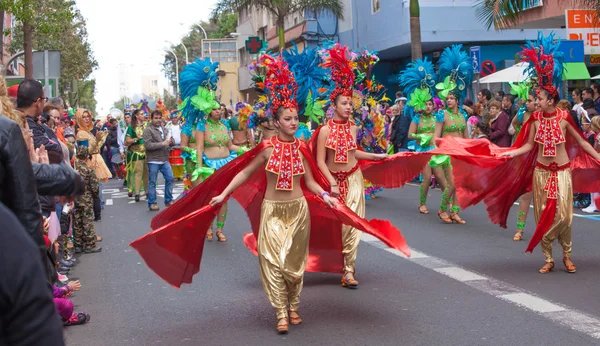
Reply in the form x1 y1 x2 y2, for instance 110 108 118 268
434 267 488 282
106 199 113 206
365 240 600 339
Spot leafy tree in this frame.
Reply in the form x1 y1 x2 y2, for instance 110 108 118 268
113 96 128 111
211 0 344 52
163 90 179 110
78 79 97 112
0 0 75 78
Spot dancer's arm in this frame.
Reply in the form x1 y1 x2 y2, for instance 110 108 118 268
209 152 266 206
302 158 335 207
566 122 600 161
316 126 341 197
502 124 535 157
355 150 387 161
227 137 241 154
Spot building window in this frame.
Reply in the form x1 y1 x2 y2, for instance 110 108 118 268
152 80 158 86
372 0 380 14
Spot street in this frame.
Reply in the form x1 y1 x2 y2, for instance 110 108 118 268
64 179 600 346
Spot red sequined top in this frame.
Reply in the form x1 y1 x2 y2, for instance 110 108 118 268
265 137 305 191
325 119 358 163
533 109 566 157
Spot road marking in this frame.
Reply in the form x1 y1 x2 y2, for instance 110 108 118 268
513 202 600 221
499 293 565 313
434 267 488 282
106 199 113 206
365 240 600 339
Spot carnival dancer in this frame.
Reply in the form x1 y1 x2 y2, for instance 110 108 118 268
248 101 278 142
229 102 255 147
120 111 133 194
434 32 600 273
433 45 473 224
400 58 448 214
166 111 184 180
125 109 149 202
130 54 410 334
509 90 536 241
314 44 388 288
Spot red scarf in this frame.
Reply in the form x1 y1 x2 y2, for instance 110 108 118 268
265 137 305 190
534 111 566 157
325 119 357 163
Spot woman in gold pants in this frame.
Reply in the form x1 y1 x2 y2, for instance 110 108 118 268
210 58 334 334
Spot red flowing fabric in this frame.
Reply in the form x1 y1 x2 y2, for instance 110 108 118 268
431 110 600 244
526 199 556 253
131 140 410 288
310 125 431 189
595 195 600 210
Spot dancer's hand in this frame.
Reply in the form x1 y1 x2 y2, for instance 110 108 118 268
323 194 336 208
209 194 225 206
330 185 340 198
375 153 388 160
501 151 515 158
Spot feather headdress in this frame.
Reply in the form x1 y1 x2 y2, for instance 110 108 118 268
399 58 437 114
178 58 220 134
260 54 298 115
436 44 473 102
283 44 329 117
520 31 564 99
322 43 355 105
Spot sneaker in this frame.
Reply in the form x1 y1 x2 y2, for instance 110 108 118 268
149 204 160 211
64 312 88 326
84 246 102 254
582 206 599 213
135 195 140 202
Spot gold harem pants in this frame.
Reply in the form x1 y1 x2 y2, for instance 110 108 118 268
330 166 366 274
258 197 310 320
533 165 573 263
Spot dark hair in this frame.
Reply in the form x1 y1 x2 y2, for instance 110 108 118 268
496 90 505 98
504 94 515 104
109 118 117 124
479 89 492 101
150 110 163 118
475 121 489 134
592 83 600 94
583 98 595 111
572 88 582 100
132 109 144 129
583 87 594 99
463 99 473 108
538 88 560 105
17 79 44 108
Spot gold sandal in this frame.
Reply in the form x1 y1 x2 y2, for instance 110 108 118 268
276 318 289 334
563 258 576 273
419 205 430 214
450 213 466 224
513 231 523 241
216 231 227 242
341 273 359 289
206 230 213 241
539 262 554 274
438 211 452 224
289 311 302 325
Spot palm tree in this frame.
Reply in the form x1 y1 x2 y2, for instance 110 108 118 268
474 0 600 30
410 0 422 59
211 0 344 52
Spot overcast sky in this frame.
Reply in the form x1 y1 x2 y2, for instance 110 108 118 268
76 0 219 115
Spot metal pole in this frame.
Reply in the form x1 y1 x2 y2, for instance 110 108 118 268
44 50 50 97
181 43 189 64
198 24 208 58
168 49 179 97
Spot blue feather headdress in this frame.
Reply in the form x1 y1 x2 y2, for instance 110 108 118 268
399 58 437 121
283 44 329 117
178 58 220 135
436 44 473 103
521 31 564 99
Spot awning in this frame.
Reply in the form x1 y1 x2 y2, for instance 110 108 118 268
593 74 600 80
562 62 590 80
478 62 528 83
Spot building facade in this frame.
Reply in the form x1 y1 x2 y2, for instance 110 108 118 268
201 38 242 108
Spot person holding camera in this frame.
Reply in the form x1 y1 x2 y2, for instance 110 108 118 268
143 110 175 211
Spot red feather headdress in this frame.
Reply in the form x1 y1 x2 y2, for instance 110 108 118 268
322 43 354 105
260 54 298 115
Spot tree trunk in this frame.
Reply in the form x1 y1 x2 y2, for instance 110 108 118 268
410 0 422 60
24 19 34 78
277 17 285 52
0 11 4 62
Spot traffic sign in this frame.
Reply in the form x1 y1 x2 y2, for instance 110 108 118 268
245 36 264 55
470 46 481 73
480 60 497 77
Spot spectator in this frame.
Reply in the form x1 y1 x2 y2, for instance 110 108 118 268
106 118 124 179
0 202 66 346
473 121 490 140
488 100 511 147
72 145 102 253
502 94 517 120
592 83 600 114
390 99 410 153
582 116 600 214
495 90 505 102
582 87 594 102
143 110 175 211
572 88 584 113
477 88 492 123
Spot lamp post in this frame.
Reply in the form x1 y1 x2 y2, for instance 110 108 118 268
167 40 188 64
167 49 179 97
198 24 208 58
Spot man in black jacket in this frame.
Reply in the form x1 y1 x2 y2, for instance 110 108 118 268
390 98 410 153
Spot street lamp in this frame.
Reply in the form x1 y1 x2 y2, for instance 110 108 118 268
166 48 179 97
197 24 208 58
166 40 188 64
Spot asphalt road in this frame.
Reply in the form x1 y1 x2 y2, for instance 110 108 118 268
64 178 600 346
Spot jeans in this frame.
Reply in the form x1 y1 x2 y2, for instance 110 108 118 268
147 162 174 207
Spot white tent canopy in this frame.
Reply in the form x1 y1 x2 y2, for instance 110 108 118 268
592 74 600 80
477 62 528 83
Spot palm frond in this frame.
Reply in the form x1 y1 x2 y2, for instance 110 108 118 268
474 0 526 30
293 0 345 20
